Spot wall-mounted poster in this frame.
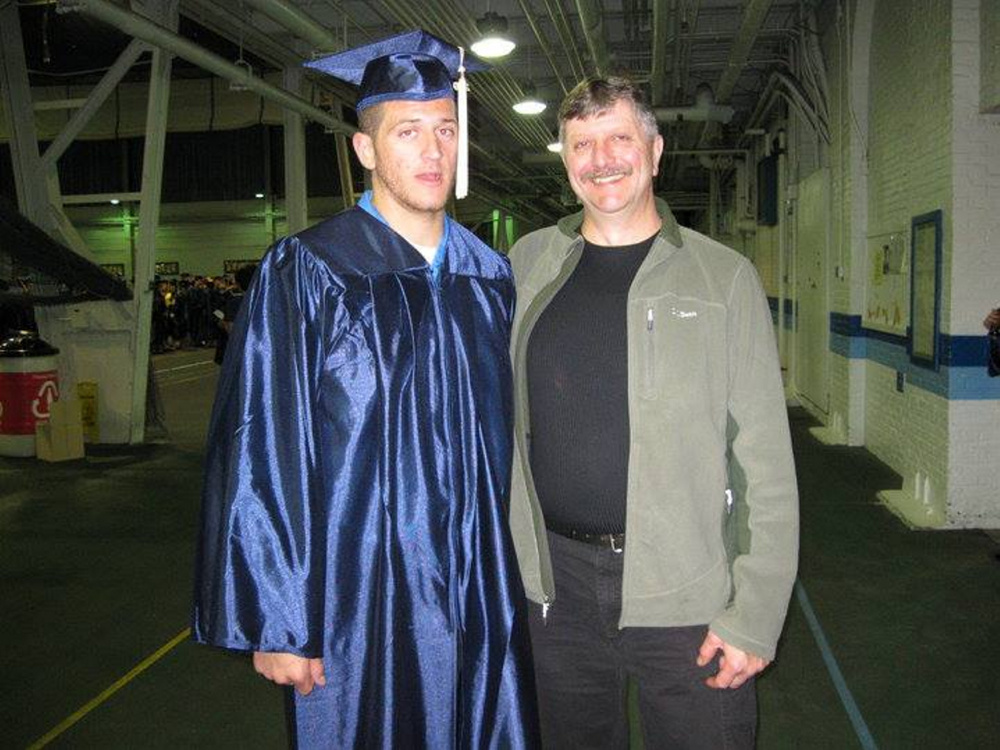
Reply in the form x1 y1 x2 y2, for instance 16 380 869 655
223 259 259 274
909 210 943 369
864 231 907 334
100 263 126 277
155 261 179 275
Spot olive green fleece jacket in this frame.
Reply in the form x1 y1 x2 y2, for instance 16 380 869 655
507 200 799 660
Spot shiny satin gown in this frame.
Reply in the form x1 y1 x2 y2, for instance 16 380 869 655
193 198 539 748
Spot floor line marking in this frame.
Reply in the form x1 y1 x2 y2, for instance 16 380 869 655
795 580 878 750
154 360 214 374
27 627 191 749
160 373 216 388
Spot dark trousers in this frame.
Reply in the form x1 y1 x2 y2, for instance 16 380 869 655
528 531 757 750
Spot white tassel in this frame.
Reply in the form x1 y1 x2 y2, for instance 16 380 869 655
454 46 469 200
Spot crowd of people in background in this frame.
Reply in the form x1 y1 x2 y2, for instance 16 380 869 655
151 269 254 357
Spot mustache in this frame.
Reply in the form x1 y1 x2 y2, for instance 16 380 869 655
583 166 633 181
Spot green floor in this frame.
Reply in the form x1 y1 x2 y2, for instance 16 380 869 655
1 348 997 749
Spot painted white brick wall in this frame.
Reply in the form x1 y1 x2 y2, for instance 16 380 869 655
981 0 1000 110
861 0 954 524
947 0 1000 527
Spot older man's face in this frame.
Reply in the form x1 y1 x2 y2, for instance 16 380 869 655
561 99 663 220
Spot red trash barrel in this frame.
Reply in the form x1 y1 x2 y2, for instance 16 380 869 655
0 331 60 457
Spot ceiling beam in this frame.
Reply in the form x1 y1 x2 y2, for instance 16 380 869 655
240 0 342 54
65 0 356 136
574 0 610 77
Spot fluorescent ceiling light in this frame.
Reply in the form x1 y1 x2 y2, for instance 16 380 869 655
254 192 265 199
513 82 546 115
471 37 515 58
472 11 515 59
513 99 546 115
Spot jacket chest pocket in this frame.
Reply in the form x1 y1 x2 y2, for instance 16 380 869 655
634 295 717 402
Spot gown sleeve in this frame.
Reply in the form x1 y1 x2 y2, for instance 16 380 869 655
192 238 340 658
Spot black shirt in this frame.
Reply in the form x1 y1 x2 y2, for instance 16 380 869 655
526 233 656 534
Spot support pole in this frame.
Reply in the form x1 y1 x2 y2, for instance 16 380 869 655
0 0 52 229
282 66 308 233
335 129 356 209
129 0 177 445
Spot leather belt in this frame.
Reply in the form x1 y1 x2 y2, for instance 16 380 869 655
555 529 625 553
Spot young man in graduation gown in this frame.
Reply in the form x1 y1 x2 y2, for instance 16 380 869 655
192 31 539 749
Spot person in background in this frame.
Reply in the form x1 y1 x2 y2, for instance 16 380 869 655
212 265 255 365
507 76 799 749
985 307 999 378
193 30 538 749
984 308 1000 331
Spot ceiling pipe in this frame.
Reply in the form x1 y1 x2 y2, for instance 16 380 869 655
673 0 700 105
240 0 342 54
515 0 568 95
60 0 356 136
698 0 774 145
541 0 587 81
656 104 734 123
574 0 610 76
650 0 673 106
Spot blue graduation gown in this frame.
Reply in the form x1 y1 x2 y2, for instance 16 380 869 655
192 202 539 748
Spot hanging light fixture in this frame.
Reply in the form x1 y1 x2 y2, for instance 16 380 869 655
471 10 516 58
546 141 562 153
513 82 546 115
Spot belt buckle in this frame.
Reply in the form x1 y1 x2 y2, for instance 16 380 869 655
608 534 624 555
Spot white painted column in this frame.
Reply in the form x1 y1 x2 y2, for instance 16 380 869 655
282 66 309 234
128 0 178 444
0 1 52 230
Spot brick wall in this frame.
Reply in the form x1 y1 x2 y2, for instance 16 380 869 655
947 0 1000 527
861 0 954 522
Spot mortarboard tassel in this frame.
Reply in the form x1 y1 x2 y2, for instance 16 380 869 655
454 46 469 200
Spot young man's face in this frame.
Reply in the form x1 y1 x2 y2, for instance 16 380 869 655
561 99 664 221
353 98 458 215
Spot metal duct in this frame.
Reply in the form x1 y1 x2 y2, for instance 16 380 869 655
240 0 342 54
62 0 355 137
574 0 610 76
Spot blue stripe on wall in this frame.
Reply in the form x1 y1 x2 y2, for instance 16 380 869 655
826 313 999 400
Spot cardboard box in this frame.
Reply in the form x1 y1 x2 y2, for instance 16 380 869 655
36 422 85 462
35 397 85 462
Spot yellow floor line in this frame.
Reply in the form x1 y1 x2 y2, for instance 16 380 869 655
27 627 191 749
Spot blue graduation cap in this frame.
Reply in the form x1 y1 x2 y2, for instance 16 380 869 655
305 30 488 199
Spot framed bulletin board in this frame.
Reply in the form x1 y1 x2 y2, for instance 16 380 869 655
224 259 259 274
909 210 942 369
100 263 126 277
155 261 179 275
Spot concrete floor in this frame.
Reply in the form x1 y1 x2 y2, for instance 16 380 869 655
1 348 998 749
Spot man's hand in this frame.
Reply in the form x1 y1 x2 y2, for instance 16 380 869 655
696 631 769 689
253 652 326 696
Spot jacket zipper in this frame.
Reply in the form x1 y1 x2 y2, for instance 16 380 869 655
643 306 655 394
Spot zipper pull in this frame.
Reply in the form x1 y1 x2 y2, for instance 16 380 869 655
646 307 654 331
